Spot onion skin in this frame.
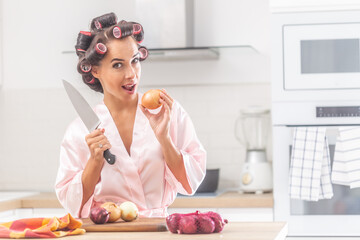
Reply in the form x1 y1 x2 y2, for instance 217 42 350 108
197 215 215 234
166 213 181 233
166 211 228 234
119 201 139 222
101 202 121 223
205 211 228 233
178 215 198 234
141 89 162 109
89 207 110 224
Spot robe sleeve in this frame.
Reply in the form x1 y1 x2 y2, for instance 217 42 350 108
54 119 94 218
164 101 207 195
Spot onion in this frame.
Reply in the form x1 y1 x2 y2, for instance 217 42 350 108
204 211 228 233
197 215 215 233
89 207 109 224
101 202 121 223
166 213 181 233
119 201 139 222
178 215 198 234
141 89 162 109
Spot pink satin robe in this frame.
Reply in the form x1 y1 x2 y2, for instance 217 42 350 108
55 94 206 218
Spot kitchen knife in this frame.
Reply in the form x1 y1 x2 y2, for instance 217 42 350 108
62 79 116 165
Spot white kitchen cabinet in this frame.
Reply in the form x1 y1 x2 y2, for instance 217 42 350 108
168 207 273 222
270 0 360 12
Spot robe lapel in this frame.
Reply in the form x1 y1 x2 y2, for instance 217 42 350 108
95 96 147 209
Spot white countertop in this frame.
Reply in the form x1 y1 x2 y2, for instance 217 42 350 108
0 191 39 202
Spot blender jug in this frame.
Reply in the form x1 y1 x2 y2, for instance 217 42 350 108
235 107 273 193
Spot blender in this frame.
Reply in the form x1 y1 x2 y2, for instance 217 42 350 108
235 107 273 194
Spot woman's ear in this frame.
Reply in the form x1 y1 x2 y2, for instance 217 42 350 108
91 66 100 79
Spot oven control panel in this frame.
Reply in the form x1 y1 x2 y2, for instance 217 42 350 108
316 106 360 117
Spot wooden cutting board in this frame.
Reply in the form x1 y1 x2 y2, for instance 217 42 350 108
81 217 168 232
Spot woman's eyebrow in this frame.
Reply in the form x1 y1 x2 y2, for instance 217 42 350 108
111 53 140 62
111 58 124 62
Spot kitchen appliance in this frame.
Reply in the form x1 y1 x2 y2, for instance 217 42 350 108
196 168 220 193
62 80 115 165
272 9 360 236
235 107 273 193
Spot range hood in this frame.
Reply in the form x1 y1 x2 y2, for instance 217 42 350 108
135 0 254 61
135 0 195 50
62 0 256 60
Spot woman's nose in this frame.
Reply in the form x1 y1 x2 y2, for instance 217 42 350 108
125 65 136 79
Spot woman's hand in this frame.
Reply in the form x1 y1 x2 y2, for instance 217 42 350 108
85 128 112 163
140 89 173 143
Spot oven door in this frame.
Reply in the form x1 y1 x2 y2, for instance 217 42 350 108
273 125 360 236
283 23 360 90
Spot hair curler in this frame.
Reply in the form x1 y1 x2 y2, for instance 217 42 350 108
80 31 92 36
94 20 102 30
80 61 92 73
113 26 122 39
138 46 148 61
132 24 142 35
95 43 107 55
84 75 95 84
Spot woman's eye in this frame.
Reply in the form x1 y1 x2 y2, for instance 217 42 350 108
113 63 122 68
132 58 140 63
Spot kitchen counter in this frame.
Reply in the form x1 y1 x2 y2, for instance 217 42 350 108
0 191 273 211
63 222 287 240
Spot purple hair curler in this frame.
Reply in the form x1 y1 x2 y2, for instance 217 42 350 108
113 26 122 39
80 31 92 36
138 47 148 60
80 61 92 73
133 24 142 35
94 20 102 30
95 43 107 55
84 75 95 84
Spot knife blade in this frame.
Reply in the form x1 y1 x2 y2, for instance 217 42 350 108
62 79 116 165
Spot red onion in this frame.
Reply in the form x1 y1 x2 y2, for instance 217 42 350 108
90 207 110 224
197 215 215 233
178 215 198 234
204 211 228 233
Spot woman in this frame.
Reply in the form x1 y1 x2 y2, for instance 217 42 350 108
55 12 206 218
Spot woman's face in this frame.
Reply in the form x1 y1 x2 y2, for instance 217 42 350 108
92 36 141 101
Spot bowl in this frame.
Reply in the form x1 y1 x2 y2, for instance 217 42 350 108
196 168 220 193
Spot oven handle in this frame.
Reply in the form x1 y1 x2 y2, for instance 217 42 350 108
275 124 360 127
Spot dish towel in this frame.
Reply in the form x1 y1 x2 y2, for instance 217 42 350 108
332 127 360 188
0 213 85 238
289 127 333 201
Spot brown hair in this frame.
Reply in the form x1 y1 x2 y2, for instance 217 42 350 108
75 12 148 93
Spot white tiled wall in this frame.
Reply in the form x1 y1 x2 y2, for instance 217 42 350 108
143 83 272 190
0 83 270 191
0 0 271 191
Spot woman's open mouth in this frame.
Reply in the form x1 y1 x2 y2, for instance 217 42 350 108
122 83 136 94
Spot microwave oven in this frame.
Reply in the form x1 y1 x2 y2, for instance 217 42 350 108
284 22 360 90
272 10 360 236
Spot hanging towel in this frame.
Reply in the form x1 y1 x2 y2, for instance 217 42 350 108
332 127 360 188
289 127 333 201
0 213 85 239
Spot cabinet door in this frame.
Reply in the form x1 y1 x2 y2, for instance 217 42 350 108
270 0 360 12
217 208 273 222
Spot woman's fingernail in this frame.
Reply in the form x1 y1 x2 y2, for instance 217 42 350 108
102 128 105 133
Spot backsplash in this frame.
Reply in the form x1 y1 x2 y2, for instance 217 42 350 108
0 83 271 191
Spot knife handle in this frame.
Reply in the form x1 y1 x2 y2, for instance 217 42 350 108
104 149 116 165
